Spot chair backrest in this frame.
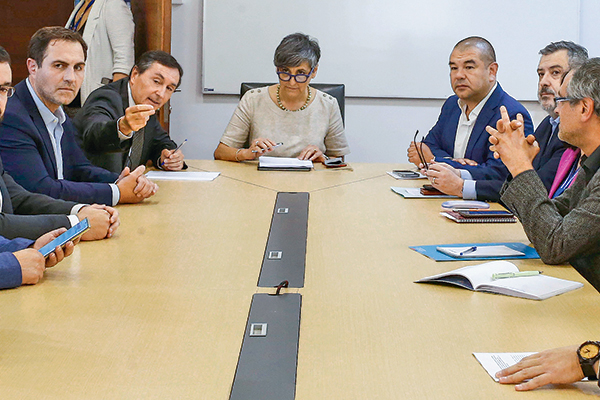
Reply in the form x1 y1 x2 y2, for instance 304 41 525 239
240 83 345 124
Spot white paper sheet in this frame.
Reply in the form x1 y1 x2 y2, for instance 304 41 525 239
391 187 457 199
473 352 535 381
145 171 220 181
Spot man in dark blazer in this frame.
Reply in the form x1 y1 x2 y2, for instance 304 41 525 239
407 36 534 201
423 41 588 201
0 45 118 240
0 27 157 206
531 41 588 190
73 50 186 173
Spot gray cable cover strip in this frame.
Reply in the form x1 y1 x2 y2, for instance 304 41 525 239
258 192 309 288
229 293 302 400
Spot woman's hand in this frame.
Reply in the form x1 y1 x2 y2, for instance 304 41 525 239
246 138 278 160
298 145 326 162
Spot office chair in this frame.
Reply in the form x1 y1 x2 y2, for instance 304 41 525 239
240 82 345 124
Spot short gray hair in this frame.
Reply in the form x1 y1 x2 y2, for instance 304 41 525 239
273 33 320 70
540 41 588 69
568 58 600 117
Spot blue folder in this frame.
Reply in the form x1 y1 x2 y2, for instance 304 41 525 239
410 242 540 262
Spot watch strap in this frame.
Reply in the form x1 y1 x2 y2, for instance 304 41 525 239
581 362 598 380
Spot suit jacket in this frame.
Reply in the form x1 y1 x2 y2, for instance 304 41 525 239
501 162 600 292
73 78 178 173
0 236 35 290
65 0 135 103
530 116 566 192
0 156 76 240
424 83 534 201
0 80 119 205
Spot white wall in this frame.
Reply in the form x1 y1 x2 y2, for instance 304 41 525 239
169 0 600 164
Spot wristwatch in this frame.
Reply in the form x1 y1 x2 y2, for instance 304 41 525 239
577 341 600 380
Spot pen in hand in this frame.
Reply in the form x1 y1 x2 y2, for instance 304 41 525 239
252 142 283 153
161 139 187 167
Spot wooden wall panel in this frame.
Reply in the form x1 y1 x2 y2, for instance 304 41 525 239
1 2 74 83
131 0 172 131
0 0 172 130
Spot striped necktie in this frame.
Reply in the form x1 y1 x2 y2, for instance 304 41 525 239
128 128 145 168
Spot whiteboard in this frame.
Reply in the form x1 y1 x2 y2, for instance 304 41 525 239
202 0 580 100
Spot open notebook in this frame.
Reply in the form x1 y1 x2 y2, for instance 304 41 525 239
415 260 583 300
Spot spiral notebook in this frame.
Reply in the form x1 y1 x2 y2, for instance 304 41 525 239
441 210 517 223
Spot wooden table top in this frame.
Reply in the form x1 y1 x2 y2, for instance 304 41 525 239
0 160 597 399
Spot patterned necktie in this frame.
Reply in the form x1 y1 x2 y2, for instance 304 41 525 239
128 128 145 169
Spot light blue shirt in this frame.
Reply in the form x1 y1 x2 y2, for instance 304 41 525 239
26 78 66 180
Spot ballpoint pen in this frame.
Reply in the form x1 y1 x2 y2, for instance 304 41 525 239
252 142 283 153
492 271 543 280
459 246 477 256
161 139 187 167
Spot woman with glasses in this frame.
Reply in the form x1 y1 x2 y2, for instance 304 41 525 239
214 33 350 162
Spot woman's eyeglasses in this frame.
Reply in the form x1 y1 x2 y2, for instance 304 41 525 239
277 68 314 83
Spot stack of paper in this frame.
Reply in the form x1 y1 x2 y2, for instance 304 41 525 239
258 156 313 171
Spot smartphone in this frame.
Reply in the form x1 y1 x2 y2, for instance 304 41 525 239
392 170 420 178
420 185 444 195
457 210 514 218
324 157 347 168
38 218 90 257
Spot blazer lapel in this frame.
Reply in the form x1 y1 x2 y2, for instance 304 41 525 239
534 116 552 165
81 0 106 44
465 84 503 157
17 82 60 178
119 78 130 111
0 160 13 213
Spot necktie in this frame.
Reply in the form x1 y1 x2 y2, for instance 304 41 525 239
128 128 145 168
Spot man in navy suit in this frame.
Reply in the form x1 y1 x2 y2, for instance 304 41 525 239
0 45 119 241
0 27 157 205
415 41 588 201
407 36 534 201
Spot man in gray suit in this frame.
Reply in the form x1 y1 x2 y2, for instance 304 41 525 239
488 58 600 290
0 46 119 240
74 50 185 173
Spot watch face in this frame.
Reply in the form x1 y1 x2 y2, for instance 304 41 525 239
581 343 600 360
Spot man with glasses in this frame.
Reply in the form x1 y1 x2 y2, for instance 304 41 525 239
488 59 600 290
0 45 119 241
73 50 186 174
407 36 533 201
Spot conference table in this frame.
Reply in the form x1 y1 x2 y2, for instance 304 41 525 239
0 160 599 399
